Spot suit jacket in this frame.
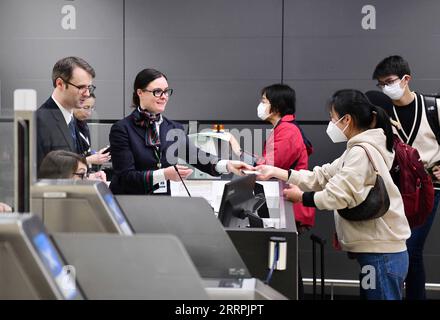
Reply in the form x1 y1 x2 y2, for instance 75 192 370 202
109 109 221 195
36 97 77 172
76 119 91 157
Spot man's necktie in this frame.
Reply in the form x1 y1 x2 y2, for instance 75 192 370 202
68 118 79 153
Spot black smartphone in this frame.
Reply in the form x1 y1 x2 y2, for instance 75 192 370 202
103 146 111 154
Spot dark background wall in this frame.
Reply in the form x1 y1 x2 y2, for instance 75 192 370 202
0 0 439 297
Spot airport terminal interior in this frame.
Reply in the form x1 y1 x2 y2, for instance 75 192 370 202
1 0 440 301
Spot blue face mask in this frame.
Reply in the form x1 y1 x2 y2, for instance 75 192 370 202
326 116 348 143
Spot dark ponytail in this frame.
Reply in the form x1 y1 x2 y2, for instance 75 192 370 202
371 105 394 152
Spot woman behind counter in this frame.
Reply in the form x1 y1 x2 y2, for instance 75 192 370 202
109 68 251 195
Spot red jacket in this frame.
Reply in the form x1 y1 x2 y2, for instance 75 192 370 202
257 114 315 228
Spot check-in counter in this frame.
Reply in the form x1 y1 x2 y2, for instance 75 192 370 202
170 179 298 300
30 179 287 300
0 214 209 299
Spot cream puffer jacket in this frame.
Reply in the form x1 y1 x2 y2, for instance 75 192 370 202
288 129 411 253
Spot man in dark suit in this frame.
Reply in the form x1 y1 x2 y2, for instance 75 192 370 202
37 56 96 175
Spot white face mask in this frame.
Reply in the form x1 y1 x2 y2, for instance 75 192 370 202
257 102 270 120
326 116 348 143
382 77 406 100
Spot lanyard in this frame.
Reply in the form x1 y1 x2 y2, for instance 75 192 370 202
392 92 418 144
153 146 162 169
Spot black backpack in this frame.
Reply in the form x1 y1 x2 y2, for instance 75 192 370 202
423 94 440 145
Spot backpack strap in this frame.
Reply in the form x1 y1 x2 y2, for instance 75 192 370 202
351 144 379 174
423 94 440 145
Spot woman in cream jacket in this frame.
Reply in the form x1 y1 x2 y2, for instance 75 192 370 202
256 89 411 300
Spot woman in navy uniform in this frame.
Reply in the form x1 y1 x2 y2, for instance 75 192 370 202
109 68 250 195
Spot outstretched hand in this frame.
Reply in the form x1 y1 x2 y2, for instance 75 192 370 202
227 161 254 176
254 165 274 180
164 165 194 182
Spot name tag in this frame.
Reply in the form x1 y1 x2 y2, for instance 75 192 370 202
153 180 168 194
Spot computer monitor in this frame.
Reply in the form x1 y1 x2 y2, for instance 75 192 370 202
101 192 134 235
217 175 266 228
31 232 80 299
14 214 83 299
254 182 270 218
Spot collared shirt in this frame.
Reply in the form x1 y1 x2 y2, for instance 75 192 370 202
51 95 73 126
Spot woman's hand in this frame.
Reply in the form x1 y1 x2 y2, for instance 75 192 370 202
164 165 194 182
283 184 304 203
254 165 289 181
87 146 111 165
88 170 107 182
0 202 12 213
226 133 242 156
254 165 276 180
226 160 254 176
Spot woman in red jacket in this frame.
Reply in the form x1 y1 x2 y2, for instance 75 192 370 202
231 84 315 229
230 84 315 299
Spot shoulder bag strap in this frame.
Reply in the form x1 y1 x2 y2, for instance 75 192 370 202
351 144 379 174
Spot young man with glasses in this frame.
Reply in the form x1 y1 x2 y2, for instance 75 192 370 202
372 55 440 300
36 56 96 175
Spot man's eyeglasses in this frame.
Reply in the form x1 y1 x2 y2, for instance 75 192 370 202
142 88 174 98
62 78 96 95
72 171 89 180
376 77 401 89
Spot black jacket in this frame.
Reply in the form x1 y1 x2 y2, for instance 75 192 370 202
109 109 221 195
36 97 77 173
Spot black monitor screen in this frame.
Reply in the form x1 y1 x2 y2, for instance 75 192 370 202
17 118 29 212
217 175 265 228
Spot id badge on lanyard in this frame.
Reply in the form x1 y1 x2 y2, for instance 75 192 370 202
152 146 168 194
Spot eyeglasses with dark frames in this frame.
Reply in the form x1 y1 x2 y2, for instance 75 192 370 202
72 171 89 180
142 88 174 98
62 78 96 95
375 77 401 89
